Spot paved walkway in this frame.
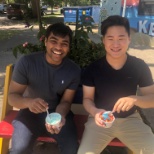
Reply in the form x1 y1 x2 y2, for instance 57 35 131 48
0 28 38 111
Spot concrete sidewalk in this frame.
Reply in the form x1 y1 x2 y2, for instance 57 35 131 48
0 28 38 93
0 29 38 52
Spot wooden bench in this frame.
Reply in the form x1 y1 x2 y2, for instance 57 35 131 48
0 64 126 154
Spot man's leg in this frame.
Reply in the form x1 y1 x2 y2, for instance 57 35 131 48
117 112 154 154
9 120 37 154
77 116 115 154
54 112 79 154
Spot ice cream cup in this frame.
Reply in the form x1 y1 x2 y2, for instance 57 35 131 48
100 111 115 128
45 112 61 128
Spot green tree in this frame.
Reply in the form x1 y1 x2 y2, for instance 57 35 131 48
89 0 100 5
31 0 42 31
3 0 14 3
43 0 62 14
62 0 100 6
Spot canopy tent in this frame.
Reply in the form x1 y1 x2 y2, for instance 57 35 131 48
122 0 139 16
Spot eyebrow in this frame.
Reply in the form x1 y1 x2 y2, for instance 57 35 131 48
49 36 69 43
106 35 126 38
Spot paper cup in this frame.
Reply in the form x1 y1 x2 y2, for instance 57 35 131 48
45 112 61 128
100 111 115 128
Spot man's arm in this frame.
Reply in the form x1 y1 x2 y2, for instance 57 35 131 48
82 85 106 127
55 89 76 117
136 84 154 108
46 89 77 134
83 85 105 117
8 80 48 113
82 85 97 117
113 84 154 113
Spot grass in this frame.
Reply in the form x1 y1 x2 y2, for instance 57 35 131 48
0 30 21 41
26 13 63 24
41 14 64 24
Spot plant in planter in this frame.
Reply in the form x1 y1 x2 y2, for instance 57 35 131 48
69 15 105 68
12 23 47 58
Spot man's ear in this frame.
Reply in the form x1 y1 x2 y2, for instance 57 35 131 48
44 38 47 46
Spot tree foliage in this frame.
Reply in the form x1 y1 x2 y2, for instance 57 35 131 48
42 0 100 8
64 0 100 6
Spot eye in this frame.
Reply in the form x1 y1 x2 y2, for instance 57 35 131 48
62 43 69 47
49 40 57 44
119 36 126 40
108 38 113 41
119 38 126 41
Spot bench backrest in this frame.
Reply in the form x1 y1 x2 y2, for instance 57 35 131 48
1 64 13 121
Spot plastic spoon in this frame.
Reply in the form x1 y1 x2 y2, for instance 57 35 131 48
46 109 50 118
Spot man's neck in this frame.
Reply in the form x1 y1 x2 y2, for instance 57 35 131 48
106 54 128 70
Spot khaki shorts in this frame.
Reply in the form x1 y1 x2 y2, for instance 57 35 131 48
78 112 154 154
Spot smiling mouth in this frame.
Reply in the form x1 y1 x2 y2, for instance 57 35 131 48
53 51 62 55
112 49 120 52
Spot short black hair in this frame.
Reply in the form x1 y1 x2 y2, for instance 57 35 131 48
101 15 130 36
45 22 73 44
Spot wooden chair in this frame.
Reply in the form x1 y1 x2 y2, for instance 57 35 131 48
0 64 13 154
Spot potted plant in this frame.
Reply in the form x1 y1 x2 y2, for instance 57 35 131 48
69 15 105 69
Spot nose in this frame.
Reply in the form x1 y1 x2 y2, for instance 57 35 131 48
112 40 120 47
55 43 62 50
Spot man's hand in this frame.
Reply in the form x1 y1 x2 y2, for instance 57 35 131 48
94 109 107 127
45 116 66 134
112 96 137 113
28 98 48 114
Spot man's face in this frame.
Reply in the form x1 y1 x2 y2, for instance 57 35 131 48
102 26 130 59
45 33 70 65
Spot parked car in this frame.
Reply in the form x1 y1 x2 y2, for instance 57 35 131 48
6 3 26 19
0 3 7 13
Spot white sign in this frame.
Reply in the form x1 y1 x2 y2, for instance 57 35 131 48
139 20 154 36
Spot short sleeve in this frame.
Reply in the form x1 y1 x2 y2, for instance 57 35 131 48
138 60 153 87
12 56 29 85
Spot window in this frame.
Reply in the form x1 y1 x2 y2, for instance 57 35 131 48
138 0 154 16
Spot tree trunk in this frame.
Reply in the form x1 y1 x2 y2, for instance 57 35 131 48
36 0 42 31
31 0 42 31
31 0 38 18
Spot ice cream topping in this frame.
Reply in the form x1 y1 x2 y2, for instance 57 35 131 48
46 113 61 125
